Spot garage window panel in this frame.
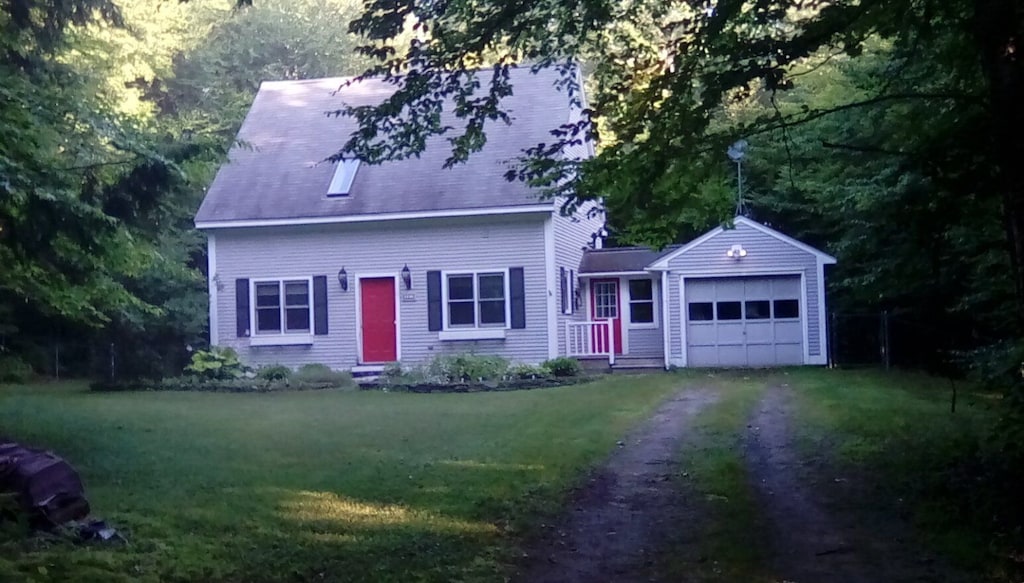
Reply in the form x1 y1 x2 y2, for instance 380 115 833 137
688 302 714 321
716 301 742 320
745 300 771 319
773 299 800 319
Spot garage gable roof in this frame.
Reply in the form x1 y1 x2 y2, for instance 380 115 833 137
648 216 836 270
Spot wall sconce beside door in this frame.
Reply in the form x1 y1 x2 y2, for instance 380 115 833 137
337 267 348 291
401 264 412 290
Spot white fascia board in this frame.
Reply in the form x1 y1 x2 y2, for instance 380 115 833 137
661 270 670 370
195 204 555 230
543 216 559 359
207 233 218 346
581 270 651 276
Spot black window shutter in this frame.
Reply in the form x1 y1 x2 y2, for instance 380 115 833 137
313 275 329 335
510 267 526 329
569 269 576 314
560 267 567 314
235 278 250 337
427 270 442 331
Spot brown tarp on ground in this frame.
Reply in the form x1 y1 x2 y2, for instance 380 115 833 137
0 442 89 525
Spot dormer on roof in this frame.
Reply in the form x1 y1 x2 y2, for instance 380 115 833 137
327 159 361 197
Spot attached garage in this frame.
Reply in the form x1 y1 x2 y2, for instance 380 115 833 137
684 276 804 367
648 217 836 368
574 216 834 369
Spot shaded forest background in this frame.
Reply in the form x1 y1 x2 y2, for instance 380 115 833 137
0 0 1020 393
1 0 374 378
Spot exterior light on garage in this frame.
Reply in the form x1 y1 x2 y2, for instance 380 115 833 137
727 244 748 259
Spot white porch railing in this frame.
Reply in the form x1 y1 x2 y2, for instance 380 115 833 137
565 321 615 366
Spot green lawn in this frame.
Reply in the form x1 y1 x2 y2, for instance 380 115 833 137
0 376 683 583
2 370 1017 582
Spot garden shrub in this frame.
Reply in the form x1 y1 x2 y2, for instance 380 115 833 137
508 363 549 380
541 357 582 377
294 363 355 388
257 364 292 381
428 354 509 382
0 355 33 383
381 361 403 380
184 347 245 380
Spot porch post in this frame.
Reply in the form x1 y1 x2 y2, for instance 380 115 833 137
608 321 615 367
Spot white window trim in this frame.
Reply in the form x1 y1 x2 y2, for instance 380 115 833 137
440 268 512 335
625 277 659 330
250 276 315 344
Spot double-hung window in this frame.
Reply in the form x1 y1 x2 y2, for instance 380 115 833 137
254 279 312 335
628 279 656 326
445 271 508 328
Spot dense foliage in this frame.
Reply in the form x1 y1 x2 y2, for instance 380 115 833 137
0 0 370 378
2 0 1023 420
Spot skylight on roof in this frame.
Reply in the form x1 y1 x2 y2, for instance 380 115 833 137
327 159 360 196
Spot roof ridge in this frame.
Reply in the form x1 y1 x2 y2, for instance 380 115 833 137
586 244 681 253
257 64 563 89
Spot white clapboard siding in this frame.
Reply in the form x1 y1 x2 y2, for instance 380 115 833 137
553 198 604 356
212 214 550 368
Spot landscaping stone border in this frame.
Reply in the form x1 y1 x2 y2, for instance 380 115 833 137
361 376 594 393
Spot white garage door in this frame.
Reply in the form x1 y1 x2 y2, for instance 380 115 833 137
685 276 803 367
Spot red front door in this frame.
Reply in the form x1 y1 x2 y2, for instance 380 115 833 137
360 278 397 363
590 278 623 355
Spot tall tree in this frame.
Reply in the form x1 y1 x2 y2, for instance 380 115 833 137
338 0 1021 311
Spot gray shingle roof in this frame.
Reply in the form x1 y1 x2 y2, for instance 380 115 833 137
195 67 576 224
579 245 681 274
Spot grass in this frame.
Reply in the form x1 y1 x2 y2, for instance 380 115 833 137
0 376 683 583
653 368 1011 582
647 372 773 582
3 369 1018 582
783 368 1015 577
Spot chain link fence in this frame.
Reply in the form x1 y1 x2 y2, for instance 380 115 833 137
1 334 192 381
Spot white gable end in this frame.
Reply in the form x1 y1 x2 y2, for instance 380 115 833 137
648 216 835 272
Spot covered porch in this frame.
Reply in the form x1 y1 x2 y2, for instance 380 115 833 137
563 246 675 371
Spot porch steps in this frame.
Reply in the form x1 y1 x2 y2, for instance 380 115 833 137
576 356 666 374
351 365 385 385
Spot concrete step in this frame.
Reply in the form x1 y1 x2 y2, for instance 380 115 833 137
575 356 665 373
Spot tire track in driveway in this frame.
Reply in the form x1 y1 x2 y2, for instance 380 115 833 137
745 384 971 583
514 386 720 583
